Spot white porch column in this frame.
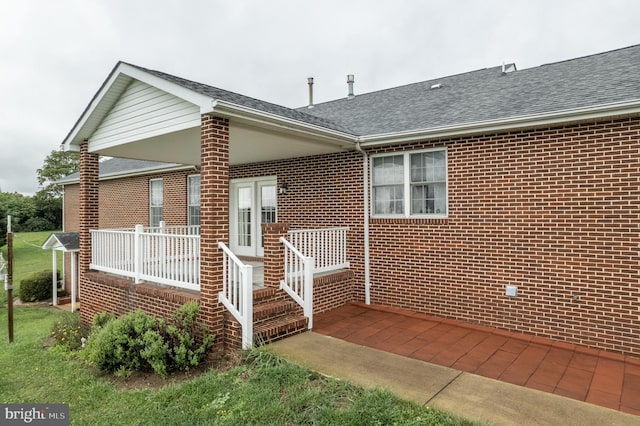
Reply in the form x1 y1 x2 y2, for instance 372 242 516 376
52 250 57 306
71 251 77 313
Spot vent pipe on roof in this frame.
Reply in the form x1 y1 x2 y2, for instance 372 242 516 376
347 74 355 99
307 77 314 108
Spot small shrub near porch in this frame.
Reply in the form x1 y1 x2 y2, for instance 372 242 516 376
83 301 215 378
19 270 60 302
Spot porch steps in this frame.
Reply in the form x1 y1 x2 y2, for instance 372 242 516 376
252 287 308 346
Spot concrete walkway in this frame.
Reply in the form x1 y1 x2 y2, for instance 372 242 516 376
269 333 640 426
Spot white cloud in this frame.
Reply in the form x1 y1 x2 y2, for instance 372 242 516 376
1 0 639 194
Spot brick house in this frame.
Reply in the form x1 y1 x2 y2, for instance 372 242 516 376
59 44 640 356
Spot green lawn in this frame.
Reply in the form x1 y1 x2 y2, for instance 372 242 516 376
0 230 62 305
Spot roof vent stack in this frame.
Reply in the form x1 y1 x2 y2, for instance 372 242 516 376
307 77 314 108
347 74 355 99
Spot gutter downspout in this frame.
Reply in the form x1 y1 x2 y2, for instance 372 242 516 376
355 141 371 304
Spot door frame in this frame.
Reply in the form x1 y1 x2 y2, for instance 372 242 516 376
229 176 277 257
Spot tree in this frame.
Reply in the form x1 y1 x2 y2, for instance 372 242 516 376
33 149 80 230
0 192 36 246
36 149 80 200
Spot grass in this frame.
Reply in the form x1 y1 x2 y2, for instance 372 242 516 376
0 232 483 425
0 230 62 305
0 307 482 426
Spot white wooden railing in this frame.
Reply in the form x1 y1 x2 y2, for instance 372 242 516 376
280 237 314 329
147 223 200 235
90 224 200 292
288 227 349 274
218 242 253 349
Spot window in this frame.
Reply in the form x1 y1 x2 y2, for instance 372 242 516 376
149 179 163 227
188 174 200 227
372 148 448 217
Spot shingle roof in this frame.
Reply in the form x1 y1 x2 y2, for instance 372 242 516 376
61 44 640 182
298 44 640 135
42 232 79 251
125 63 354 134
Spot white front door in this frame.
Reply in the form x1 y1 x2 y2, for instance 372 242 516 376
230 177 277 257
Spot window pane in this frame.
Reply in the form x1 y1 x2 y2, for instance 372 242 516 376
373 185 404 215
373 155 403 185
150 207 163 227
237 187 251 247
188 175 200 205
150 180 163 206
411 183 447 215
411 152 442 183
150 179 163 226
189 206 200 227
188 175 201 227
261 185 276 224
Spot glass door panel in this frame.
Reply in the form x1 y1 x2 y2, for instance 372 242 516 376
258 184 277 256
237 186 252 248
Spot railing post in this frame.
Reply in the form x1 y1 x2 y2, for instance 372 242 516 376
134 224 143 284
242 264 254 349
303 257 314 329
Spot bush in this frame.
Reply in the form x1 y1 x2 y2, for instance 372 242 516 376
19 270 60 302
50 313 89 351
83 302 215 377
92 311 115 329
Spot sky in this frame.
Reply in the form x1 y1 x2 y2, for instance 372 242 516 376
1 0 638 195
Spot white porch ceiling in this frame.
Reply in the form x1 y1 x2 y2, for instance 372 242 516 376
90 120 354 166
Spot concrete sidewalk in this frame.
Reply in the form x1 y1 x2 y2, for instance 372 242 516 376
268 332 639 426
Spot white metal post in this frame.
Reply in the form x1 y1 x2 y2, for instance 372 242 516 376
134 224 143 283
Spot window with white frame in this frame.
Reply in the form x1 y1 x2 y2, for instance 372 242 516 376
188 174 201 227
149 178 163 227
372 148 448 217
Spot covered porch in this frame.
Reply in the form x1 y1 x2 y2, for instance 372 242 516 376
63 63 360 351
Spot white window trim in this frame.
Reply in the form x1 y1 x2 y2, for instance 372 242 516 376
370 147 449 219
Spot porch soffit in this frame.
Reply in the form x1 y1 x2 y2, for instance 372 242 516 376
91 120 355 167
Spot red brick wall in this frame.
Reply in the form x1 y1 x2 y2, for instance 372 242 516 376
80 272 199 329
70 115 640 357
367 117 640 356
230 150 366 301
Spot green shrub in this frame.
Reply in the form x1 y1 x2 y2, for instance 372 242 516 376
50 312 89 351
92 311 115 329
19 270 60 302
83 302 215 377
165 301 216 371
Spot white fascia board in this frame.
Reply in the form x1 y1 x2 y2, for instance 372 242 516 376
62 63 214 150
210 99 357 147
358 100 640 147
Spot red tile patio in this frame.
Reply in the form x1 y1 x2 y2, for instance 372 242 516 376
313 302 640 416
